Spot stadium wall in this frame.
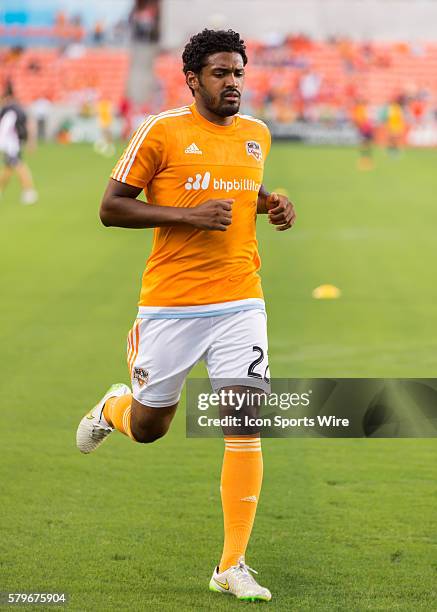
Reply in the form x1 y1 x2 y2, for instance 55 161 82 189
161 0 437 47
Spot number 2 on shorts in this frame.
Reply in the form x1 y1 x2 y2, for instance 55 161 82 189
247 345 270 383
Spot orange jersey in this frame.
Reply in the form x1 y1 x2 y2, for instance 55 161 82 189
97 99 113 128
387 103 405 134
111 103 271 307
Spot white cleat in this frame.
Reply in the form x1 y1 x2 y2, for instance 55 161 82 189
209 557 272 602
76 383 130 454
21 189 38 205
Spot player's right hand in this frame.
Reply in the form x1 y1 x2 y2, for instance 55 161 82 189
185 199 234 231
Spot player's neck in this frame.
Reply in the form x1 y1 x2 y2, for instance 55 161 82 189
194 101 234 127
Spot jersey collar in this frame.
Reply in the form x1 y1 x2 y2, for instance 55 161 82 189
190 102 237 134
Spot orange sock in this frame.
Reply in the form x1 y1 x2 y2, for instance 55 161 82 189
219 436 263 572
103 394 135 440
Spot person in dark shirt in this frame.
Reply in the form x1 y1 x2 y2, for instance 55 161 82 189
0 84 38 205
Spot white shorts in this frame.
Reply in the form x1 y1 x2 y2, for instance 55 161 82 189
127 308 269 407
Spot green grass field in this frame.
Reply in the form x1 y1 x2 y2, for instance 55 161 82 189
1 143 437 611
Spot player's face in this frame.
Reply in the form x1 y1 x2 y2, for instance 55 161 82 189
195 52 245 117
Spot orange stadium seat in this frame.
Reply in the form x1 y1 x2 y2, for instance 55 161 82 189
0 48 130 105
152 40 437 115
3 40 436 118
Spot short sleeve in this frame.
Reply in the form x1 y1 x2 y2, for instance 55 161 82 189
264 125 272 159
111 116 166 188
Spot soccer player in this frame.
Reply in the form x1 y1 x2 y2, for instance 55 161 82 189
352 99 374 170
384 97 406 158
352 99 375 171
94 97 116 157
77 29 296 602
0 84 38 205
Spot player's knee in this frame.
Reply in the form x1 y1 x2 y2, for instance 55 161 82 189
133 429 166 444
130 422 169 444
130 400 177 444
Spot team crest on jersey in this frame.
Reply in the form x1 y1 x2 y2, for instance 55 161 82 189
245 140 262 161
133 367 149 387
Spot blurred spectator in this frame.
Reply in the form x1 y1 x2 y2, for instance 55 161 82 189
129 0 159 43
93 21 105 45
71 15 85 43
55 11 67 27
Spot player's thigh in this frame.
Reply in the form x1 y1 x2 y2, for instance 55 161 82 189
127 316 210 409
206 309 270 391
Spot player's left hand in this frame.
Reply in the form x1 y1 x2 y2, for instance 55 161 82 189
266 193 296 231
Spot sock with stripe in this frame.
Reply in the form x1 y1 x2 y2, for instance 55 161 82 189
219 436 263 572
103 394 135 440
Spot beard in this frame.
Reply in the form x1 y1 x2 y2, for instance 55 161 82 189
198 82 241 117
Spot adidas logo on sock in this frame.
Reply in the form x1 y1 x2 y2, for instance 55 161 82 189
185 142 203 155
240 495 257 503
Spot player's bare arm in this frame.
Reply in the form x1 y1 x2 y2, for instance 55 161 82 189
257 184 296 231
100 178 234 231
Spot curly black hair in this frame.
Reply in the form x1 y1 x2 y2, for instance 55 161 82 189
182 28 248 78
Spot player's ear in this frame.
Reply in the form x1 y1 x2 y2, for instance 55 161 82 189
186 71 199 94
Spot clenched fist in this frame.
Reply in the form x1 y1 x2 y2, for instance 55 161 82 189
266 193 296 231
185 199 234 231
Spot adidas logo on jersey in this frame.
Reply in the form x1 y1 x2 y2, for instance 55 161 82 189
185 142 203 155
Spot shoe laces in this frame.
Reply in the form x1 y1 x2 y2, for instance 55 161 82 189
232 559 259 586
